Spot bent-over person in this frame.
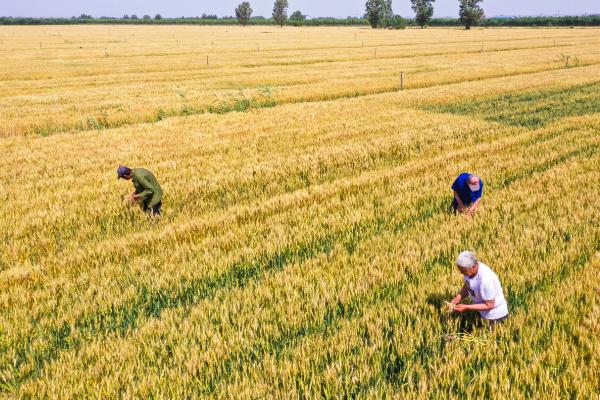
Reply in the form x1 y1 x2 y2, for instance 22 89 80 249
451 173 483 216
117 165 163 216
449 251 509 327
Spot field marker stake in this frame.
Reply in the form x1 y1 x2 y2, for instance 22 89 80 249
400 72 404 91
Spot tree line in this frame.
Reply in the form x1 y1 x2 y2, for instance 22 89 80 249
364 0 482 30
2 15 599 28
2 0 599 29
0 16 369 26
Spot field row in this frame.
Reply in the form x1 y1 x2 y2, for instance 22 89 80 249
2 64 600 269
2 94 598 395
1 27 600 136
2 26 599 398
12 118 599 398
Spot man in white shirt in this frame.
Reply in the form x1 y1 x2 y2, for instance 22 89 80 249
449 251 509 326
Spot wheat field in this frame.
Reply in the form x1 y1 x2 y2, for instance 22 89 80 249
0 25 599 398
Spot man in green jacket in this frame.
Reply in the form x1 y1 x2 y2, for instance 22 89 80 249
117 165 163 215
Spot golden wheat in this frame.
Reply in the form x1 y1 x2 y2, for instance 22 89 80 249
0 25 598 399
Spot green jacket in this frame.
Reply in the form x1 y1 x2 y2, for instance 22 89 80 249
132 168 163 209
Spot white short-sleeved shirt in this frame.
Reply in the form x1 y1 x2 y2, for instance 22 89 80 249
464 263 509 320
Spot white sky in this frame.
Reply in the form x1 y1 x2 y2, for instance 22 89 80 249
2 0 599 19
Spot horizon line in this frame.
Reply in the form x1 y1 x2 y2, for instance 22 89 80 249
2 13 600 19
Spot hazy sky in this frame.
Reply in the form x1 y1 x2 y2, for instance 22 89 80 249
2 0 599 19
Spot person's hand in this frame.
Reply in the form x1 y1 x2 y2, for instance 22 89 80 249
123 194 139 203
444 301 456 313
454 304 469 313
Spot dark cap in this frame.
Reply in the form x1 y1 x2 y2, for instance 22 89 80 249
117 165 132 179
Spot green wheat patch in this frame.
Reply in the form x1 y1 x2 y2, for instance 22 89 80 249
426 82 600 128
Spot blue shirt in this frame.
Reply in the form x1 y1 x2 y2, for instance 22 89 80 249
452 173 483 206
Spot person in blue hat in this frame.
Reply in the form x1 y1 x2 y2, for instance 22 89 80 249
117 165 163 216
451 173 483 217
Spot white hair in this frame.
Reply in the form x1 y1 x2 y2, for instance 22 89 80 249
457 251 478 269
468 175 480 183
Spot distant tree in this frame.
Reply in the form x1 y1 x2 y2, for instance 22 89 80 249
79 13 93 19
365 0 392 28
272 0 289 27
130 14 138 19
235 2 253 26
143 15 151 20
154 14 162 20
123 14 130 19
410 0 434 28
380 0 393 27
365 0 381 28
391 14 406 29
459 0 484 29
290 11 306 23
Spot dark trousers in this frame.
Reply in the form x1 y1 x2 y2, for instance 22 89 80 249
145 201 162 216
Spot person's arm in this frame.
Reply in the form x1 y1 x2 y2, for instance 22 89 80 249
455 299 495 312
453 191 466 212
466 184 483 216
455 278 496 312
131 175 154 201
451 283 469 306
466 198 481 216
451 177 466 212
